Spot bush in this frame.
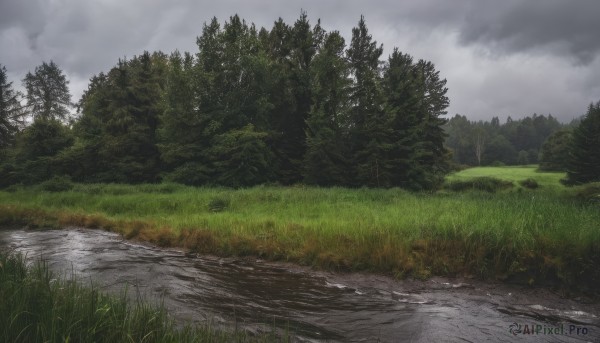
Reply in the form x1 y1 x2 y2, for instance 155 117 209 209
445 177 514 193
3 183 24 193
447 161 470 172
490 161 506 167
163 163 211 186
38 175 74 192
519 178 539 189
208 196 230 212
136 183 186 194
574 182 600 203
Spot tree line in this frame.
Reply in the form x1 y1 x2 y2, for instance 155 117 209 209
444 113 571 166
444 108 600 185
0 13 451 190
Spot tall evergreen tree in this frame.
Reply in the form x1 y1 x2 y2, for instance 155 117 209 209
242 28 276 132
220 15 251 129
64 72 112 181
22 61 71 121
0 65 27 148
270 12 319 184
346 16 390 187
539 129 572 171
382 49 420 187
159 51 209 184
264 18 294 183
564 101 600 184
192 17 227 180
208 16 276 186
97 53 163 183
409 59 450 189
304 31 351 185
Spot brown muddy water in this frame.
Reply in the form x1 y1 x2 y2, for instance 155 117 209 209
0 227 598 342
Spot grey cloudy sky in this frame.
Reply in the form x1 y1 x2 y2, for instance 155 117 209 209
1 0 599 122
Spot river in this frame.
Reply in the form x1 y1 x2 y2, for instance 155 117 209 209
0 227 598 342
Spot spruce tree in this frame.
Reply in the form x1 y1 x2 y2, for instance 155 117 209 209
564 101 600 184
270 12 318 184
303 31 351 185
382 49 421 187
98 53 163 183
408 60 450 189
66 72 112 182
159 51 211 185
0 65 27 148
346 16 391 187
192 17 226 180
539 129 572 171
209 16 276 186
23 61 72 121
265 18 294 183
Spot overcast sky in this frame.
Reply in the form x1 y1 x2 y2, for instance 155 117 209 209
1 0 599 122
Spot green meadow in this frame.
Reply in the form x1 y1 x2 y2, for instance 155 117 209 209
0 166 598 290
446 165 565 189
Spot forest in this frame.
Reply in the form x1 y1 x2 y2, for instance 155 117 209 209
1 13 599 190
445 114 571 167
0 14 449 190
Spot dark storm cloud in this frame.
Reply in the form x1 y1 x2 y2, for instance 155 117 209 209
339 0 600 65
0 0 599 121
457 0 600 65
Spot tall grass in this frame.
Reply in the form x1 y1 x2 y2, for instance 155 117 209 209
0 251 278 342
0 166 598 290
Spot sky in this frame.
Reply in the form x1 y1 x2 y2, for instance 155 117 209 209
1 0 599 123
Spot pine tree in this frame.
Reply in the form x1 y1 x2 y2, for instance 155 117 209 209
382 49 420 187
65 72 112 182
303 31 351 185
0 65 27 148
97 53 163 183
408 59 450 189
264 18 294 183
346 16 391 187
23 61 72 121
221 15 251 129
159 51 211 185
564 101 600 184
269 12 319 184
539 129 572 171
191 17 227 181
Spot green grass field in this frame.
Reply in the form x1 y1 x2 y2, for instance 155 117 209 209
446 165 565 189
0 166 598 291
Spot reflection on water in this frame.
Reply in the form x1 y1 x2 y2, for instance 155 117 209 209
0 228 598 342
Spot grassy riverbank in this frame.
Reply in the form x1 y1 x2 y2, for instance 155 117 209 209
0 251 275 342
0 166 599 291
